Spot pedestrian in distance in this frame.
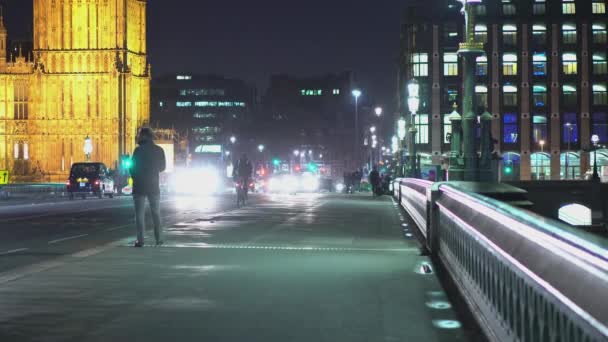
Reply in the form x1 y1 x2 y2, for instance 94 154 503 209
369 166 381 197
130 127 166 247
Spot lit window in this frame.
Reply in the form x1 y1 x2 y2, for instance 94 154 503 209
592 112 608 143
531 153 551 180
562 112 578 144
533 53 547 76
593 23 607 44
445 86 459 105
593 84 608 105
443 23 458 40
503 53 518 76
301 89 323 96
475 24 488 43
533 0 546 14
412 53 429 77
476 5 487 16
476 55 488 76
532 24 547 45
176 101 192 107
533 84 548 107
563 84 577 107
562 23 577 44
562 0 576 14
195 101 218 107
562 53 578 75
176 75 192 80
593 53 607 75
503 2 516 15
503 84 518 106
533 114 548 143
415 114 429 144
444 53 458 76
332 89 340 95
476 85 488 108
502 24 517 46
503 113 518 144
443 114 452 144
593 1 606 14
193 113 217 119
159 101 164 107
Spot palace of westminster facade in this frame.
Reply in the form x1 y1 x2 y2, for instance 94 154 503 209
0 0 150 181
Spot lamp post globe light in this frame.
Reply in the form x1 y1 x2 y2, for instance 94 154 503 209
592 134 600 181
84 135 93 161
352 89 362 166
258 144 265 153
407 79 420 178
230 135 237 144
375 107 383 117
370 126 376 134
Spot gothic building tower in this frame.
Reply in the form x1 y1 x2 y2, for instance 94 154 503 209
0 0 150 180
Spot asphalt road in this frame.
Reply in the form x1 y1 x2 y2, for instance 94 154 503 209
0 194 243 273
0 193 485 341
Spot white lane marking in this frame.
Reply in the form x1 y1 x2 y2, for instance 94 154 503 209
105 224 129 232
147 244 420 253
0 248 29 255
48 234 88 245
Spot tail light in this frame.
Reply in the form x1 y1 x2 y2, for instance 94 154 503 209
94 180 101 186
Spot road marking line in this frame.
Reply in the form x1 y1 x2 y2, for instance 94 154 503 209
105 224 129 232
0 248 29 255
48 234 88 245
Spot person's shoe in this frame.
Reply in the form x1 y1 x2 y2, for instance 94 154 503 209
155 241 164 247
133 241 144 248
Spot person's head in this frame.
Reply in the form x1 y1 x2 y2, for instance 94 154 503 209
240 153 248 162
372 165 378 171
137 127 154 145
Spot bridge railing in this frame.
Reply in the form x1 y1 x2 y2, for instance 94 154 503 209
395 179 608 342
0 183 66 199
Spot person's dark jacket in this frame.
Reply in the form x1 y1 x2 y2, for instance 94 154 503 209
369 170 380 186
130 141 166 195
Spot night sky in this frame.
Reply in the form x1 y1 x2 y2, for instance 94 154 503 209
3 0 416 111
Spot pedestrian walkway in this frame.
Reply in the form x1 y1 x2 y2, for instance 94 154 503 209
0 193 483 342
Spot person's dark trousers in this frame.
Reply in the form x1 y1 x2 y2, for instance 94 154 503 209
134 193 162 245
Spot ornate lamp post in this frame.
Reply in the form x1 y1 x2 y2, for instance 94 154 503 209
84 136 93 161
407 79 420 178
458 0 485 181
398 117 407 177
592 134 600 181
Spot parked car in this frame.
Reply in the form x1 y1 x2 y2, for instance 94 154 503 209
67 162 115 199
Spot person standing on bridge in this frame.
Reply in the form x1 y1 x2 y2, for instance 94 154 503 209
130 127 166 247
369 166 381 197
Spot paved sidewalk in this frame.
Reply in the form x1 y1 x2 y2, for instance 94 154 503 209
0 194 482 342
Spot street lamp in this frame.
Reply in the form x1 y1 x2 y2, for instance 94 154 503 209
294 150 300 157
352 89 362 165
230 136 236 144
565 123 573 179
539 139 545 153
258 144 265 153
407 79 420 178
370 126 376 134
392 135 399 154
592 134 600 181
375 107 383 117
84 135 93 161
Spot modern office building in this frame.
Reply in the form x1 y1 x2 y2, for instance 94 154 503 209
399 0 608 181
150 74 256 165
258 72 361 176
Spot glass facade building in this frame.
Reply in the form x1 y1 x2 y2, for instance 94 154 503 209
399 0 608 180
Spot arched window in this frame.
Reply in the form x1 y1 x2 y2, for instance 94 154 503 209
531 152 551 180
560 152 580 179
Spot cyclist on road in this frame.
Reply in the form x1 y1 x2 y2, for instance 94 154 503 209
233 154 253 199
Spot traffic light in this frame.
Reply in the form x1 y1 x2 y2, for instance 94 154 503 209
504 161 513 175
272 158 281 167
120 154 133 175
307 163 318 172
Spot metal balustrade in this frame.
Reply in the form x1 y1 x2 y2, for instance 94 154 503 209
395 179 608 342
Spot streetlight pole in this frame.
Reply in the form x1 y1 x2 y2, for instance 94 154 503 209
592 134 600 181
352 89 362 168
539 139 545 180
566 123 572 180
397 118 407 177
407 79 420 178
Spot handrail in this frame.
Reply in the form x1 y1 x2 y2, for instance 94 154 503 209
396 179 608 342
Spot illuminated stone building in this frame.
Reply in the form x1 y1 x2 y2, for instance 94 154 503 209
0 0 150 181
400 0 608 181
